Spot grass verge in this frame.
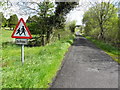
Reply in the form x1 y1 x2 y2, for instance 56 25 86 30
84 36 120 63
1 29 74 88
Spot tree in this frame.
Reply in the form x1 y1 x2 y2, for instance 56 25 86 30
68 20 76 33
54 2 78 29
82 1 117 41
23 1 78 46
26 15 40 35
8 14 18 30
0 12 7 27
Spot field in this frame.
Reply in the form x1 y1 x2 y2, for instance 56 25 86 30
1 28 73 88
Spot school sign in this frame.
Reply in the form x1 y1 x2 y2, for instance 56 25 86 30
11 18 32 39
11 18 32 65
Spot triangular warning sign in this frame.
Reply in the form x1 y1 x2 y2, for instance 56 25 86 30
11 18 32 39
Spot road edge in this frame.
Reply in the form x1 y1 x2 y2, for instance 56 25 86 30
49 45 73 88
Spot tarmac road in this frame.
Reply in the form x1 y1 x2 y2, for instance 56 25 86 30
51 35 119 88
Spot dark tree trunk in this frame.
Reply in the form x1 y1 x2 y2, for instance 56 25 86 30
118 17 120 49
41 35 45 46
58 34 60 40
98 22 105 41
46 30 50 44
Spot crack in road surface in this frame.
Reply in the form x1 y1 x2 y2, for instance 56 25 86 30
51 35 119 88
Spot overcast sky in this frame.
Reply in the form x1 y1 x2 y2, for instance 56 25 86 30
1 0 119 25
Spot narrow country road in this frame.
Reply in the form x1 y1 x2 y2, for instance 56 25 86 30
51 35 119 88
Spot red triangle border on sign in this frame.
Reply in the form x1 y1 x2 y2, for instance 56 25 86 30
11 18 32 39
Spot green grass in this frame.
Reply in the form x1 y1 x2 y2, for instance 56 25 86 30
1 29 73 88
85 36 120 63
1 28 14 43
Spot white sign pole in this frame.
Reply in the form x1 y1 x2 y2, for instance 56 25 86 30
21 44 24 65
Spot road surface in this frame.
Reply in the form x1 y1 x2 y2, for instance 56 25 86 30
51 35 119 88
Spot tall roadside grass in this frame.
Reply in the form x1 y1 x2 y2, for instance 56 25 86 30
85 36 120 63
1 29 74 88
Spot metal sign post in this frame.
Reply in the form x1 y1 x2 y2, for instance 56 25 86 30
21 44 24 65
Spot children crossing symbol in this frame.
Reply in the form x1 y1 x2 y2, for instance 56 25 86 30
21 26 26 36
16 26 26 36
16 27 21 35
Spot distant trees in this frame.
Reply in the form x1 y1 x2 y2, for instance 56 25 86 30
68 20 76 33
8 14 18 30
0 12 7 27
82 1 119 46
0 12 18 30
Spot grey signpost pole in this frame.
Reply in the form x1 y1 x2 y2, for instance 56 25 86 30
21 44 24 65
16 39 28 65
